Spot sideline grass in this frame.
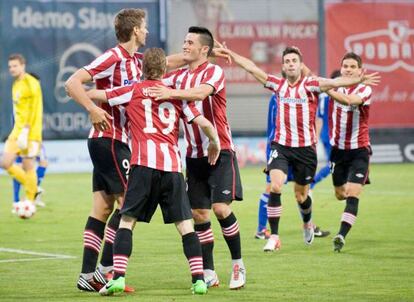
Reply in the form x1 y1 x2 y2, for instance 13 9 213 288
0 164 413 301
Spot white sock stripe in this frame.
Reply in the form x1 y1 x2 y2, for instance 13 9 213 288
260 193 269 202
84 240 102 251
84 230 103 242
267 206 282 217
105 227 116 237
342 212 356 225
222 222 240 237
197 234 214 243
196 229 214 243
105 229 116 243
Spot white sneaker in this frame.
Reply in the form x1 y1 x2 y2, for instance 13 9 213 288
303 222 315 245
203 269 219 288
263 235 281 252
34 187 46 207
229 263 245 290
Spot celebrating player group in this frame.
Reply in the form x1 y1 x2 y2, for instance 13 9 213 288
62 7 380 296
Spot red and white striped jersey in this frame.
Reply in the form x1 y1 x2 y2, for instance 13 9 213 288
265 75 320 147
329 84 372 150
106 80 201 172
162 61 234 158
83 45 143 143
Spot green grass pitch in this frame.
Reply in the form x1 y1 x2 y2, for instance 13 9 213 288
0 164 413 301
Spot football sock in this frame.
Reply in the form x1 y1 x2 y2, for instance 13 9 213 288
298 195 312 224
13 178 20 202
7 165 26 185
100 209 121 267
267 192 282 235
339 196 359 238
257 193 269 232
81 217 105 274
218 212 241 260
25 168 38 201
194 222 215 270
36 166 47 185
182 232 204 283
113 228 132 279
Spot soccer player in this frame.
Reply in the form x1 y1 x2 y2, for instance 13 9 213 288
65 8 149 292
325 53 376 252
217 46 379 252
310 70 341 192
148 26 246 290
13 145 48 207
255 93 330 240
1 54 42 208
87 47 220 295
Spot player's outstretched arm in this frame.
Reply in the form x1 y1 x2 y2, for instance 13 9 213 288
86 89 108 103
217 48 268 85
193 115 220 165
65 69 112 132
326 90 363 106
148 84 214 101
319 71 380 92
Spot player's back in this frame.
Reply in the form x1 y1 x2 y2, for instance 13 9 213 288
108 80 200 172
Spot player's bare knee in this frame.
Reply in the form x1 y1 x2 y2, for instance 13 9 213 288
269 182 283 193
212 202 231 219
295 191 308 203
175 219 194 236
192 209 210 223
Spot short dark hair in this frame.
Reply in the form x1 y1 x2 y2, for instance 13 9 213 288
143 48 166 80
114 8 146 43
188 26 214 57
8 53 26 64
282 46 303 63
341 52 362 68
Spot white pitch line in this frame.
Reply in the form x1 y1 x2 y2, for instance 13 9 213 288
0 247 76 263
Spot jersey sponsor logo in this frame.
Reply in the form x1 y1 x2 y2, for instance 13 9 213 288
335 102 359 112
279 96 307 104
123 79 138 86
344 20 414 72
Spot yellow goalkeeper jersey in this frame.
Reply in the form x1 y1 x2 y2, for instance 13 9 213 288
9 73 43 141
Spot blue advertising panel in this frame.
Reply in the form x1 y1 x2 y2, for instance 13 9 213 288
0 0 162 140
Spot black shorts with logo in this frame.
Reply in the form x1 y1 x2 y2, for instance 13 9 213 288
267 142 317 185
121 165 192 224
330 146 371 187
186 150 243 209
88 138 130 195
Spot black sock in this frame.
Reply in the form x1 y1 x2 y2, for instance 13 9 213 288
298 195 312 224
339 196 359 238
81 217 105 274
267 192 282 235
182 232 204 283
100 209 121 267
194 222 215 270
218 212 241 260
113 228 132 279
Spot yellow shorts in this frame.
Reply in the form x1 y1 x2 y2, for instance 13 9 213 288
4 139 41 158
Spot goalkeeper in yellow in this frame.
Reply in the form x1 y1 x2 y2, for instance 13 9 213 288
1 54 43 204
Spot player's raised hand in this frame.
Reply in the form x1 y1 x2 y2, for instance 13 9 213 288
89 105 113 132
147 85 172 100
207 139 220 165
360 70 381 86
211 40 232 64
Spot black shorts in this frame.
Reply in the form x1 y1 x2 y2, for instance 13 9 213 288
330 146 371 187
186 150 243 209
267 143 317 185
121 165 192 224
88 138 130 195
